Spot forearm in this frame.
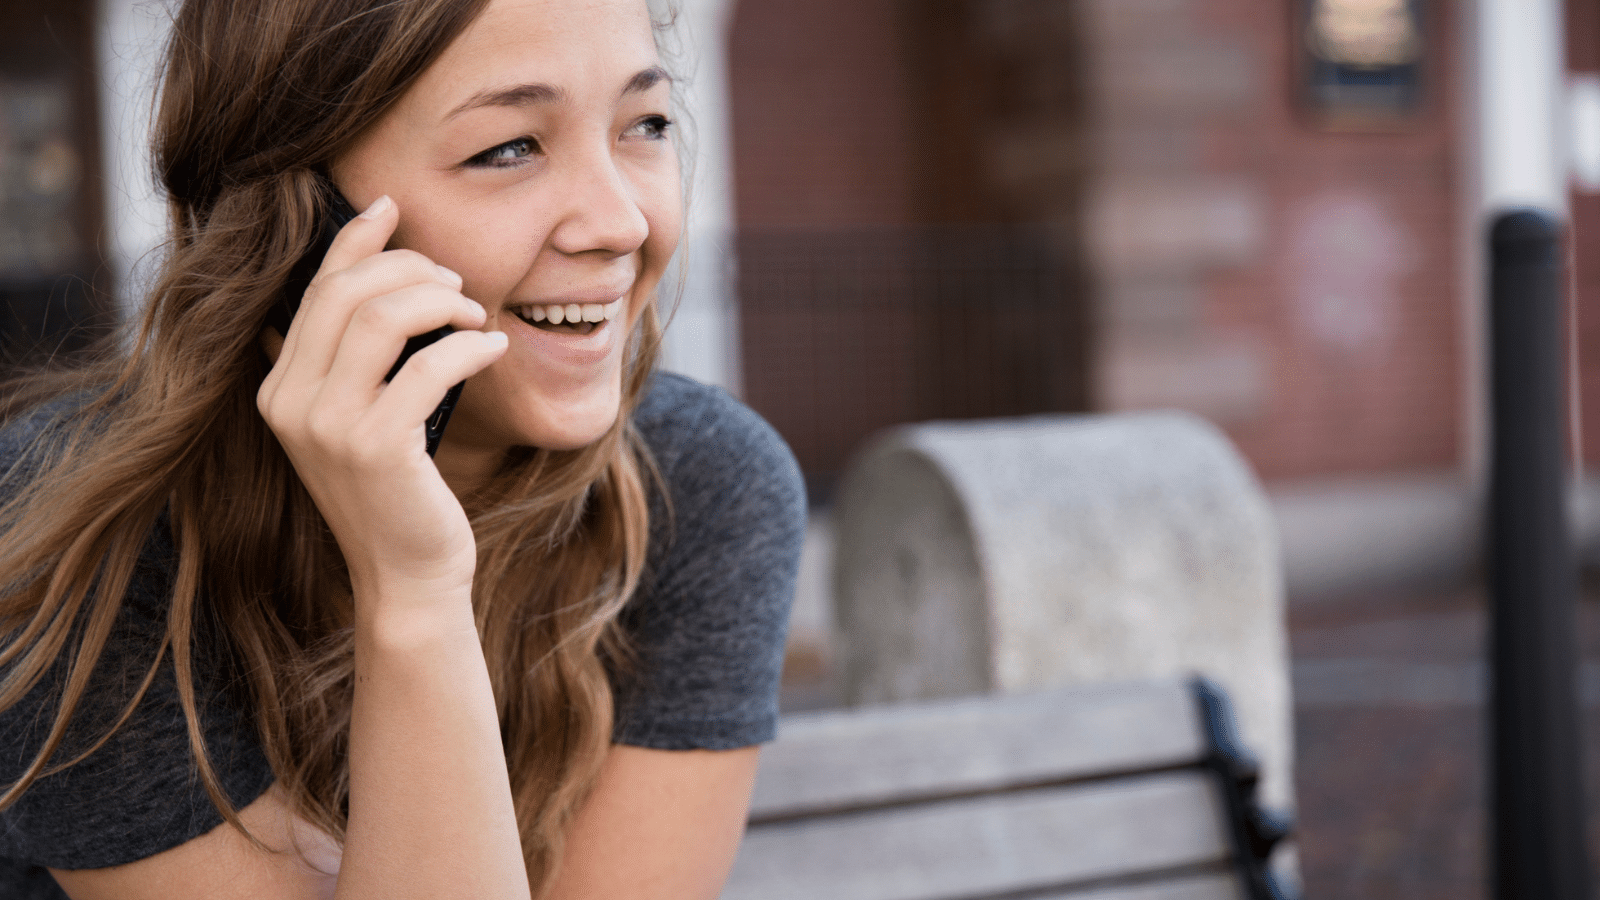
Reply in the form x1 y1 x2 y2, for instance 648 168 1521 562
336 588 528 900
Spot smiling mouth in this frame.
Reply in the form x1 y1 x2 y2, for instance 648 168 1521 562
512 299 623 336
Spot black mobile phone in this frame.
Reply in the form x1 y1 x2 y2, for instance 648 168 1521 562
267 189 462 457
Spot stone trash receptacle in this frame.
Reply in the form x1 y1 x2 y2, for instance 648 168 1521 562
832 411 1294 814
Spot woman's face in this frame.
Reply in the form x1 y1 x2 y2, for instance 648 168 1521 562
333 0 680 473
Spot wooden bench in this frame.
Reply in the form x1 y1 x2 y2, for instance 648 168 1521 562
723 677 1294 900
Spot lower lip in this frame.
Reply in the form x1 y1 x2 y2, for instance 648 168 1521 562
503 309 620 367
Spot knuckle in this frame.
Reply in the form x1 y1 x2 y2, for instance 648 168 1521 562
387 249 437 279
353 297 405 332
305 408 343 446
346 423 389 467
403 347 446 381
258 391 291 430
415 282 461 310
413 280 451 300
311 267 352 300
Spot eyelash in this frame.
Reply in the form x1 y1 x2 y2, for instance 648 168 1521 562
627 115 674 141
463 115 674 169
466 137 538 168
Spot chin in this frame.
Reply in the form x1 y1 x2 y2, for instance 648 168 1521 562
475 386 624 453
530 382 625 450
437 323 631 457
528 416 618 452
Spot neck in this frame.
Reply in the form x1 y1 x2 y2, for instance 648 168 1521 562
433 439 505 496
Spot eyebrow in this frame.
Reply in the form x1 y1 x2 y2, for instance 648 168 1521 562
444 65 673 121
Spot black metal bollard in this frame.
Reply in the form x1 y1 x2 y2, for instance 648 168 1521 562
1488 209 1591 900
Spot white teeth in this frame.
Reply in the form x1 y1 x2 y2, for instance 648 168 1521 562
516 298 624 326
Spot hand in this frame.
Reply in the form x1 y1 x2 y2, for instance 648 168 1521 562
257 195 507 605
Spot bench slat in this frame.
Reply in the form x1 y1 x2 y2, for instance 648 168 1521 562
1031 871 1246 900
750 679 1204 820
725 770 1230 900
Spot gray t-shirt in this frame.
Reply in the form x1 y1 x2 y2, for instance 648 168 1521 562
0 372 805 897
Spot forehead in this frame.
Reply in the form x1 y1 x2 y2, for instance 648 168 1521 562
407 0 661 112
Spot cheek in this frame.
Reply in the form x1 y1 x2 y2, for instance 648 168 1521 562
646 204 681 264
394 211 528 305
637 160 683 269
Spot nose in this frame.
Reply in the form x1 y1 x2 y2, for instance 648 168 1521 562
547 146 651 258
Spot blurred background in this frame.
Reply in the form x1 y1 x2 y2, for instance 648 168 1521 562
5 0 1600 896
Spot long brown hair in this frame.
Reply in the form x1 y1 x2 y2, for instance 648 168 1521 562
0 0 664 894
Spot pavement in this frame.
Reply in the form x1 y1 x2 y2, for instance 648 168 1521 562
778 580 1600 898
1289 587 1493 898
1288 582 1600 899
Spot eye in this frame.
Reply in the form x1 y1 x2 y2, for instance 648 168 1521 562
623 115 673 141
465 136 540 168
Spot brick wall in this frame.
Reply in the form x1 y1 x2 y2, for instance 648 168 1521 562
727 0 1467 484
726 0 921 228
1081 0 1464 480
728 0 1089 494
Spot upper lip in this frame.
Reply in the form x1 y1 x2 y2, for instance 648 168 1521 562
516 287 631 307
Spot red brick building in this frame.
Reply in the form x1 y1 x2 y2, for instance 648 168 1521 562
729 0 1477 492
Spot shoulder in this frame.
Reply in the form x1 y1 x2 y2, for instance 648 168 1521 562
0 392 171 605
631 372 807 584
614 373 806 750
0 392 110 512
633 371 804 499
0 395 79 481
0 393 273 874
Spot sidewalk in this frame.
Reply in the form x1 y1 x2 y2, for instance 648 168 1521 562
1290 583 1600 899
1289 587 1490 898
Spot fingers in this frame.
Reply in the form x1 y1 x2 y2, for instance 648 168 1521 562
319 248 463 317
262 250 464 413
275 196 468 382
253 197 494 588
322 194 400 277
297 330 505 465
283 255 463 381
324 282 488 394
260 195 499 459
275 195 402 363
377 330 507 429
263 325 505 466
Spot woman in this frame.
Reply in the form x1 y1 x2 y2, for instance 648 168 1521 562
0 0 804 897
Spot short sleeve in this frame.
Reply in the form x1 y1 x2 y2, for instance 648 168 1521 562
0 510 276 874
612 374 807 750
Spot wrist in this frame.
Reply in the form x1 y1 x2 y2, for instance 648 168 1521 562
352 579 479 654
346 551 475 603
333 515 478 605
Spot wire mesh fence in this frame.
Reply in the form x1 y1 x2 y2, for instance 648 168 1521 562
737 223 1087 498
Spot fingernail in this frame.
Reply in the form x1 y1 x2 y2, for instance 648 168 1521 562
486 330 508 347
358 195 392 219
437 265 463 286
468 299 486 317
